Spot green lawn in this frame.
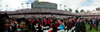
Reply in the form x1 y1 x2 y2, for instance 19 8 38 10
86 24 100 32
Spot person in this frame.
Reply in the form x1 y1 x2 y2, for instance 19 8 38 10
89 17 98 31
47 17 51 26
75 17 81 32
52 19 58 32
29 18 34 31
37 18 43 32
11 18 18 32
95 17 99 31
0 13 12 32
67 17 73 31
80 18 86 32
43 17 47 27
32 18 36 32
0 17 12 32
15 20 29 32
59 19 65 30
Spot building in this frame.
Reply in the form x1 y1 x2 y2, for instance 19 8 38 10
31 2 57 10
96 7 100 11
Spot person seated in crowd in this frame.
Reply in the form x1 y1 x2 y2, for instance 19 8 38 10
15 20 29 32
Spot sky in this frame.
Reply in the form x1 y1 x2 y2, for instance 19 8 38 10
0 0 100 12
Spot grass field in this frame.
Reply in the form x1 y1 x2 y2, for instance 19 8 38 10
86 24 100 32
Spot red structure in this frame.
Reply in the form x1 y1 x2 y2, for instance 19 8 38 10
1 8 100 18
96 7 100 11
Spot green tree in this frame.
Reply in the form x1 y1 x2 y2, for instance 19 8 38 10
75 10 79 13
80 9 84 13
69 8 72 12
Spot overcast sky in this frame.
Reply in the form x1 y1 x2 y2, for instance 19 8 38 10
0 0 100 12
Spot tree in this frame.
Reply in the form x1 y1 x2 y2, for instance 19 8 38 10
69 8 72 12
75 10 79 13
80 9 84 13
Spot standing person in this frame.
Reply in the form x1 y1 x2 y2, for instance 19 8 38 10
95 17 99 31
59 19 65 30
15 20 29 32
32 18 36 32
75 17 81 32
0 13 12 32
0 17 12 32
37 18 43 32
80 18 86 32
47 17 51 26
67 17 73 31
89 17 98 31
52 19 58 32
43 17 47 27
11 18 18 32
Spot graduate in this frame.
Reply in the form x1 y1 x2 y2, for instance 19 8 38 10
75 17 81 32
52 19 58 32
80 18 86 32
32 18 36 32
37 18 43 32
89 17 98 31
67 17 73 31
95 17 99 31
0 13 12 32
11 18 18 32
15 20 29 32
42 17 47 27
59 19 65 30
47 17 51 26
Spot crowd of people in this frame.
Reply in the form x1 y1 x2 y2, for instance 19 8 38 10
0 13 99 32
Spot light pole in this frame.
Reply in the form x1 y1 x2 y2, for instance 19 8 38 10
6 5 8 13
26 3 29 8
21 3 24 9
64 5 66 10
60 4 62 10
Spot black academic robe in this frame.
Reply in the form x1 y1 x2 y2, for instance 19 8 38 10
64 22 67 26
75 22 81 32
52 24 57 32
95 19 99 27
0 27 12 32
80 21 86 32
67 20 73 30
43 19 47 26
72 20 75 27
89 19 98 30
12 22 17 32
37 21 43 32
32 21 36 32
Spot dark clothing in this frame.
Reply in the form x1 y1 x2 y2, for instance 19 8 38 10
89 19 99 30
67 20 73 30
43 19 47 26
52 24 57 32
0 27 12 32
37 21 43 32
75 22 81 32
32 21 36 32
80 21 86 32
